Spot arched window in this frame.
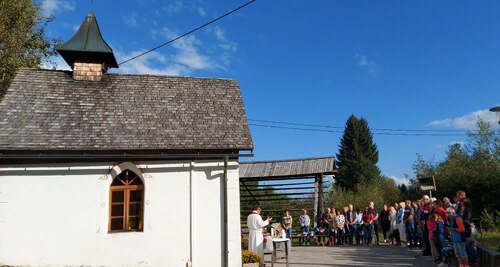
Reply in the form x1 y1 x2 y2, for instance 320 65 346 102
109 170 144 232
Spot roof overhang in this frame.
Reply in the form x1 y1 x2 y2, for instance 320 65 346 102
239 156 336 181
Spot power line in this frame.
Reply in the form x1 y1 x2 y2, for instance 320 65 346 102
248 119 473 133
118 0 257 66
248 123 497 136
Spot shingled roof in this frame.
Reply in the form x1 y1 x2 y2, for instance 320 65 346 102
0 68 253 152
239 156 335 179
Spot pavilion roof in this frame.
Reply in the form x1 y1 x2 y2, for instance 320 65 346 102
239 156 335 180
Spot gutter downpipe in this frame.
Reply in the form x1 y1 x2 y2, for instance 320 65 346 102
223 156 229 267
188 160 194 267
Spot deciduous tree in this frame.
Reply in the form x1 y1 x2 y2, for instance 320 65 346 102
0 0 59 99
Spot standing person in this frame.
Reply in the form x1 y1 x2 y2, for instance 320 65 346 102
447 208 469 267
413 200 422 247
281 209 293 239
369 202 380 245
443 197 452 209
334 209 346 246
433 213 446 265
355 208 363 245
420 195 432 255
455 190 466 214
427 213 439 263
388 206 397 245
343 206 350 245
346 204 356 246
394 202 406 246
461 198 476 266
404 199 416 247
362 207 374 246
327 207 336 246
380 204 391 243
247 206 272 264
434 199 448 233
321 209 331 239
299 209 311 246
397 201 407 245
322 207 331 222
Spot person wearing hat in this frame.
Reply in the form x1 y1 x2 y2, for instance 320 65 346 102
446 208 469 267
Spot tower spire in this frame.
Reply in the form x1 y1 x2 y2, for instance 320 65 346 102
56 11 118 81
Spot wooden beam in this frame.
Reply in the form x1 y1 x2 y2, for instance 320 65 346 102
240 181 318 187
240 180 260 206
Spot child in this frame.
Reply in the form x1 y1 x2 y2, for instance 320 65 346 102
433 213 446 265
446 208 468 267
314 219 328 245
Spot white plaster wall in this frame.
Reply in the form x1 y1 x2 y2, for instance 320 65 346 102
0 159 242 267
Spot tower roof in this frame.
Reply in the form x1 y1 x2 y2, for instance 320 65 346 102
56 11 118 68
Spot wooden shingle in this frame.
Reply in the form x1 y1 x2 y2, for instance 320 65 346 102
0 69 253 152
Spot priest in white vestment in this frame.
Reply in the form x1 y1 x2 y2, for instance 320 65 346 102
247 206 272 262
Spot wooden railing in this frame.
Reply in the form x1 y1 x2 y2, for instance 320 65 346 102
477 244 500 267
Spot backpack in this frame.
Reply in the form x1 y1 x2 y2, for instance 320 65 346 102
451 215 466 242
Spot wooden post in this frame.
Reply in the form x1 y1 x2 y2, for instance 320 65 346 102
318 174 324 224
313 174 323 228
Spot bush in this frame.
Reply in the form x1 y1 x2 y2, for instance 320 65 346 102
328 177 401 209
480 209 500 231
242 250 261 264
241 235 249 250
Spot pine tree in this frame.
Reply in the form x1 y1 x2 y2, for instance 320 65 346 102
335 115 380 189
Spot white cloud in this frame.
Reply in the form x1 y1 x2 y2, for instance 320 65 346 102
211 26 238 53
42 0 75 16
114 50 188 76
355 53 377 76
122 12 139 27
161 1 206 17
428 109 498 129
161 27 219 70
389 175 411 186
196 7 206 17
213 26 226 42
41 55 71 70
162 1 184 14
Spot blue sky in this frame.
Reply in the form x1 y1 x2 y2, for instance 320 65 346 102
41 0 500 185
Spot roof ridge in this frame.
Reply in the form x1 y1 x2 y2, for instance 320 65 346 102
21 68 237 81
241 156 335 164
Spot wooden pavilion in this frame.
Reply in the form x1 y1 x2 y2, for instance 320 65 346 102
239 156 336 232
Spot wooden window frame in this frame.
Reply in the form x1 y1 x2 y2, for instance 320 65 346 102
108 171 144 233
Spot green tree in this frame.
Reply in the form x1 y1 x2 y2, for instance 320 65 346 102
335 115 381 189
329 177 401 210
413 119 500 216
0 0 59 99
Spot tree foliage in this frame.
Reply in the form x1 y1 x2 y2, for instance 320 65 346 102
413 119 500 216
0 0 59 99
328 176 401 209
335 115 381 189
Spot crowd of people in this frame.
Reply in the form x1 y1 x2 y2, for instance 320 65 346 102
247 189 478 267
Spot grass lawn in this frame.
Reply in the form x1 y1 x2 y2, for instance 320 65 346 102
477 230 500 250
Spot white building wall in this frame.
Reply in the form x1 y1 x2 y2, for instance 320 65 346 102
0 159 242 267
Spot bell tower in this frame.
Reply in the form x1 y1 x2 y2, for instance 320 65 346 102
56 11 118 81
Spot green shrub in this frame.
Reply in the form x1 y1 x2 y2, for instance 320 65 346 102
242 250 261 264
480 209 500 231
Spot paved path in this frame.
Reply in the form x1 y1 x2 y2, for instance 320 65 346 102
264 243 436 267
